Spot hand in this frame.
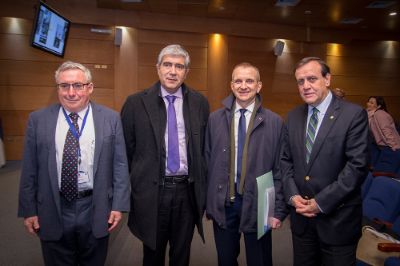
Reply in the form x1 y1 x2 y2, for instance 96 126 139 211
270 217 282 229
24 216 40 235
292 195 320 217
108 211 122 232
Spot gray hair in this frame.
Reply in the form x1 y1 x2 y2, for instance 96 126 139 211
157 44 190 68
55 61 92 83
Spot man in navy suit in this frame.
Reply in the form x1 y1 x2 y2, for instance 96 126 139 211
18 61 130 265
281 57 369 266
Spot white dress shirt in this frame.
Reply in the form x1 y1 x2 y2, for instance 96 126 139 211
161 86 188 176
55 104 95 190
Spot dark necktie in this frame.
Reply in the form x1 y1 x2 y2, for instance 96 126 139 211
166 95 180 173
306 107 319 163
237 109 247 189
61 112 80 201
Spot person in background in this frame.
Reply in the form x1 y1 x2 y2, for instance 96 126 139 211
332 87 345 99
205 62 288 266
121 44 209 266
281 57 369 266
18 61 130 265
366 96 400 174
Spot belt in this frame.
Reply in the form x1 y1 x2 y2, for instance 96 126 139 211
61 189 93 200
77 189 93 199
162 175 189 185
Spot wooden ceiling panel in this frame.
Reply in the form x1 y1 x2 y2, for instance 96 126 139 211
97 0 400 34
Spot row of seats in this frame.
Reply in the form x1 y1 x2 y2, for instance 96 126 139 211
358 172 400 265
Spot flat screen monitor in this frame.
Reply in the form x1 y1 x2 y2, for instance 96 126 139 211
31 1 70 57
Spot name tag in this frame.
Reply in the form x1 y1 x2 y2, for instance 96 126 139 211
78 170 90 184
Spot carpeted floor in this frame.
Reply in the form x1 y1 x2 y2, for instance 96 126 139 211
0 161 293 266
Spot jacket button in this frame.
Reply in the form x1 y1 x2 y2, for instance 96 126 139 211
305 176 310 181
218 185 222 190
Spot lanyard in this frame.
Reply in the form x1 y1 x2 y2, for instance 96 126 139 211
62 105 90 159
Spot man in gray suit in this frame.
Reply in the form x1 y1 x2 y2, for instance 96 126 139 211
121 44 209 266
18 61 130 265
281 57 369 266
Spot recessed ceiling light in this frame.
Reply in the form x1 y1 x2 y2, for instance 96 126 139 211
120 0 143 2
366 1 396 9
340 17 363 24
389 12 397 16
275 0 301 7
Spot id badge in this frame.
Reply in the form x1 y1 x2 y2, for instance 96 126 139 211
78 170 90 184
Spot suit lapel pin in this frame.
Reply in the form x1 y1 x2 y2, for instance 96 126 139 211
330 115 334 120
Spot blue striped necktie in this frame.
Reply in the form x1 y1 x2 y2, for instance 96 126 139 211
306 107 319 163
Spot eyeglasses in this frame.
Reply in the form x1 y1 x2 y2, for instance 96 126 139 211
161 62 186 71
57 83 90 91
232 79 258 86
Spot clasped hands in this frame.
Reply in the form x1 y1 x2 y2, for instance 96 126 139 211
291 195 320 217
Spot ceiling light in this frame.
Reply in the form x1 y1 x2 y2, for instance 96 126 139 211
120 0 143 2
366 1 396 9
389 12 397 16
339 17 363 24
275 0 301 7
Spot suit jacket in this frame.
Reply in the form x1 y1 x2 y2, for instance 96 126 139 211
281 95 369 245
206 94 288 232
121 82 209 250
18 102 131 241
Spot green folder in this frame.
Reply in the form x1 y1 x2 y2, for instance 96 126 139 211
256 171 275 239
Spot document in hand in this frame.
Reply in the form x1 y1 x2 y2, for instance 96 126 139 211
256 171 275 239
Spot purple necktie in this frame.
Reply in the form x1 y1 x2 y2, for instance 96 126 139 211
166 95 180 173
61 112 79 201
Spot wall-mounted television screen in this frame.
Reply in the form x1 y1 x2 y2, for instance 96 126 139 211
31 1 70 57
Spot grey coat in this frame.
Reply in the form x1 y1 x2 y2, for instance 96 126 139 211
205 94 288 233
18 102 131 240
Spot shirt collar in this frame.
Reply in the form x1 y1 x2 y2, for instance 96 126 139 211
160 86 183 99
308 90 332 115
235 100 255 114
62 103 90 119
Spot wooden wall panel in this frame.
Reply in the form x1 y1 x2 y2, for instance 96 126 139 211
138 29 208 47
0 110 30 136
332 76 398 96
327 56 400 78
137 66 158 90
3 136 24 161
184 69 207 92
2 2 400 160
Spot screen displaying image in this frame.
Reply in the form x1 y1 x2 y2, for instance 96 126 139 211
31 2 70 57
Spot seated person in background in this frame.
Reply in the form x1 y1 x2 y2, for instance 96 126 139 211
366 96 400 174
332 88 345 99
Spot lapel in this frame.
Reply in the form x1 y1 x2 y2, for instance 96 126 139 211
182 86 192 146
142 84 164 155
92 102 104 178
297 105 309 171
306 97 341 171
46 104 62 218
222 95 234 132
249 98 264 133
